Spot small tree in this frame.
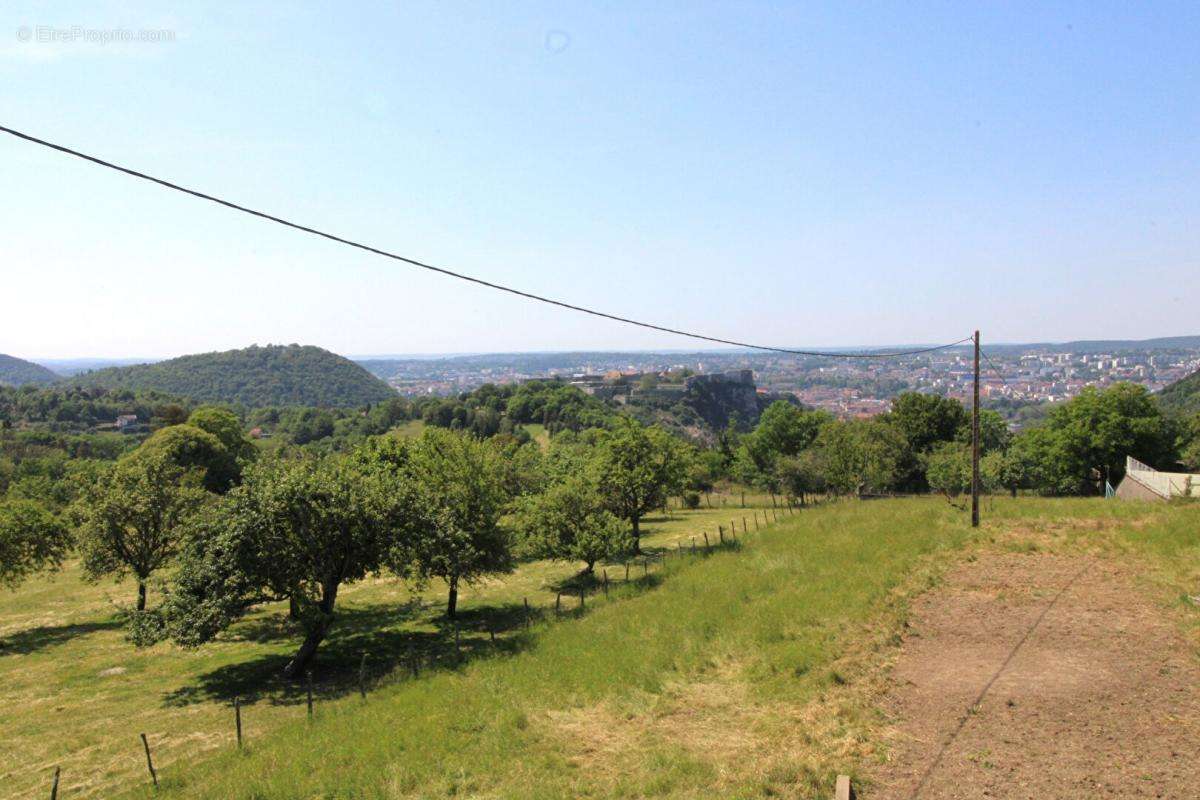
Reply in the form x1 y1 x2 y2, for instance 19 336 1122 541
74 453 208 610
151 452 420 676
776 450 827 506
813 419 907 496
925 443 972 504
399 428 512 618
592 419 685 552
517 475 631 573
0 498 71 589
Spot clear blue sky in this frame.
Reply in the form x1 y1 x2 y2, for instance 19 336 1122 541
2 2 1197 359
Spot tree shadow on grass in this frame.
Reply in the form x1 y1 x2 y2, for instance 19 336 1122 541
0 618 123 656
159 601 536 710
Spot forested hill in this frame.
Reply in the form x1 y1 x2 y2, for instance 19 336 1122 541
1158 368 1200 414
71 345 397 407
0 354 60 387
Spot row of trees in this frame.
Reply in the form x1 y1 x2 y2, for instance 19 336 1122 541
2 408 689 676
720 383 1193 502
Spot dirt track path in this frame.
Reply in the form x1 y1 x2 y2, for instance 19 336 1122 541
869 551 1200 799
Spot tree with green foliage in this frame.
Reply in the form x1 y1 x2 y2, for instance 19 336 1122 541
0 498 71 589
881 392 966 491
398 428 513 618
279 407 337 445
885 392 968 453
955 408 1012 454
775 450 827 506
591 419 686 552
924 442 972 502
986 433 1044 497
149 451 422 676
812 418 907 496
750 401 830 459
134 423 239 493
1021 383 1176 494
1177 413 1200 471
516 475 631 573
73 452 209 610
187 405 257 464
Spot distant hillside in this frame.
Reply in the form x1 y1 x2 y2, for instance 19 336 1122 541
73 345 396 407
987 335 1200 355
0 354 60 387
1158 369 1200 415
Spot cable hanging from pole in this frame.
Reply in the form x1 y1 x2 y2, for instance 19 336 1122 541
0 123 972 360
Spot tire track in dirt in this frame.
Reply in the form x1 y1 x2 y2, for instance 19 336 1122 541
869 552 1200 799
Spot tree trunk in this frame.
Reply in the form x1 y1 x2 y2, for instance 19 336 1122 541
447 575 459 619
283 619 329 679
283 579 339 679
136 581 147 612
288 595 300 620
630 514 641 554
584 559 595 574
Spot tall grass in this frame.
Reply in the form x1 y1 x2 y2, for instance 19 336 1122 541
130 499 978 799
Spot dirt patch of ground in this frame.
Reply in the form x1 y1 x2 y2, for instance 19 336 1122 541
869 551 1200 799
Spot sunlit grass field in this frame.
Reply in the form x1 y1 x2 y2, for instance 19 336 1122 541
4 495 1195 799
2 491 789 799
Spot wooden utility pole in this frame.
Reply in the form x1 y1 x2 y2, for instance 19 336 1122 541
972 330 981 528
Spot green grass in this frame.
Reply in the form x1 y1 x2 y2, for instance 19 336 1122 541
7 497 1197 800
390 419 427 439
524 423 551 450
118 499 983 799
0 500 787 799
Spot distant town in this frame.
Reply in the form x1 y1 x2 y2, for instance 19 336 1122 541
358 340 1200 420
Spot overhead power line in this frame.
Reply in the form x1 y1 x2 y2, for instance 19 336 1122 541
1 123 970 359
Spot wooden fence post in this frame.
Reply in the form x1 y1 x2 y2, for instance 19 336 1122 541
835 774 852 800
306 670 314 720
742 516 747 534
703 532 710 552
140 733 158 788
234 697 243 749
625 562 630 581
50 766 61 800
691 536 696 553
579 586 585 611
603 569 609 597
523 597 530 629
718 525 725 544
359 651 368 699
555 592 561 615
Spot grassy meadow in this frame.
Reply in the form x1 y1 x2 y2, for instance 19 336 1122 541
4 494 1197 799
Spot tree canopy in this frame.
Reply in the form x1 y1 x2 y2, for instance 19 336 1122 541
149 451 422 675
395 428 514 618
0 498 71 588
591 418 686 551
